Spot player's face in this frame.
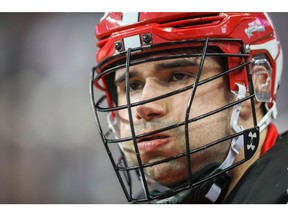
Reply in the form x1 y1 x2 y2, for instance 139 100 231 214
114 56 234 186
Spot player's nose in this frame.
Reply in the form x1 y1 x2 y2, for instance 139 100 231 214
135 80 167 121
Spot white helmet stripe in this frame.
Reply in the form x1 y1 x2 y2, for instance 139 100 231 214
121 13 141 51
123 35 141 51
250 39 279 60
122 12 139 25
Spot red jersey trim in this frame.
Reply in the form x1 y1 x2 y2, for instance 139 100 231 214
260 123 279 156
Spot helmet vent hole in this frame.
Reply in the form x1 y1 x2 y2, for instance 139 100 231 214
159 13 223 28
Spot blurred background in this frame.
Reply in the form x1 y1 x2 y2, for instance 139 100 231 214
0 13 287 204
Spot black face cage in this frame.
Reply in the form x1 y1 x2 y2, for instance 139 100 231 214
90 38 259 203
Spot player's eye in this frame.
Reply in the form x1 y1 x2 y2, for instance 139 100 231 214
170 73 190 82
129 82 144 91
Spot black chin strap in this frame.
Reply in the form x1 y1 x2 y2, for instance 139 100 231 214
147 164 231 204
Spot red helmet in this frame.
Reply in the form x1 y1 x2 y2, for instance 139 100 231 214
91 12 283 203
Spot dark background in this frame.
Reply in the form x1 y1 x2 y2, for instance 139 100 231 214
0 13 287 203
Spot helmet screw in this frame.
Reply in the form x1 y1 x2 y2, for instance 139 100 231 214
244 44 251 54
143 33 152 44
115 41 123 51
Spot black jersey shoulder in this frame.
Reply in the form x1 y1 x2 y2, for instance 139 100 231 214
224 131 288 204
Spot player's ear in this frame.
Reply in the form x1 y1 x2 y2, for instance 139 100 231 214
240 58 272 119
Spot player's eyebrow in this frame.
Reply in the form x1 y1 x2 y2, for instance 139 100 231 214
114 70 138 86
114 58 198 86
154 58 198 71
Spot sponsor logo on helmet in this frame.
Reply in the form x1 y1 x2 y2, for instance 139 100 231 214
245 19 265 38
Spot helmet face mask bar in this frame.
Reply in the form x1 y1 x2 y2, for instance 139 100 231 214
91 38 260 203
90 12 282 203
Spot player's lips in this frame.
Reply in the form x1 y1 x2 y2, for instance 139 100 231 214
136 134 171 152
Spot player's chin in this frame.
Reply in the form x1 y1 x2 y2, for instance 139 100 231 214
144 161 187 186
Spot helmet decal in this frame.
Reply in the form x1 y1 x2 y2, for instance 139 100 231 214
244 19 266 38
